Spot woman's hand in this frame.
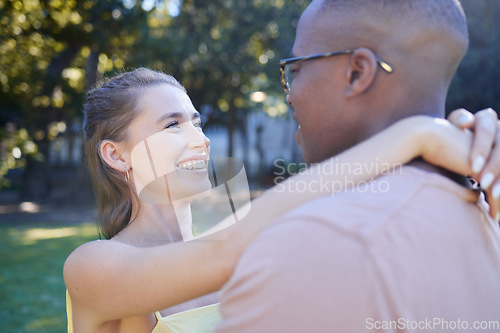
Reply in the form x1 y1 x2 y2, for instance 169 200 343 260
447 108 500 220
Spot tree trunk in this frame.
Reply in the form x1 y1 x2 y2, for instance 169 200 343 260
69 48 100 205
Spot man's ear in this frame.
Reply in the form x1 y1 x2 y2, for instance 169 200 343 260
100 140 128 173
345 48 378 98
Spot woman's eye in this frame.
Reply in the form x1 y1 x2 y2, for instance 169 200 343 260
194 121 203 128
164 121 179 129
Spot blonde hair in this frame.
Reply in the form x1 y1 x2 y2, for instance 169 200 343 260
83 68 185 239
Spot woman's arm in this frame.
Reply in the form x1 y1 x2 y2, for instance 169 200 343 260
64 114 494 325
223 110 500 251
220 115 481 255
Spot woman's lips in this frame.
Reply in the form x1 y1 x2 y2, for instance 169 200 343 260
177 159 208 170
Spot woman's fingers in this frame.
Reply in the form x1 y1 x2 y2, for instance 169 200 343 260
447 108 475 129
470 109 498 176
447 107 497 177
486 182 500 222
484 179 500 222
481 126 500 222
448 108 500 222
472 108 499 222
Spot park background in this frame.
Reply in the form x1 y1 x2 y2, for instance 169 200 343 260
0 0 499 332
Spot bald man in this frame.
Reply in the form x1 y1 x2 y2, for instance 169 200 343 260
215 1 500 332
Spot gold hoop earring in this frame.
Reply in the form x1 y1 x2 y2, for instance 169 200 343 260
125 169 130 182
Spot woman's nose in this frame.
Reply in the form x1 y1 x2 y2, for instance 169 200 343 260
189 126 210 150
201 132 210 149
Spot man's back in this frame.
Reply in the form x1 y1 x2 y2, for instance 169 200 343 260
215 166 500 332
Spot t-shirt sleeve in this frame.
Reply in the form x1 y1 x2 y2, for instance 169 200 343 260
215 216 375 333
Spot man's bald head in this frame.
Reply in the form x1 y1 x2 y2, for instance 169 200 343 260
287 0 470 163
308 0 469 83
320 0 468 38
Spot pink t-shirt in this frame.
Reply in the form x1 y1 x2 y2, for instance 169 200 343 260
216 166 500 333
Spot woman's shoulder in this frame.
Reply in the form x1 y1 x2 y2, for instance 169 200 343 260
64 239 149 330
63 239 131 300
65 239 112 271
64 238 133 276
64 238 150 322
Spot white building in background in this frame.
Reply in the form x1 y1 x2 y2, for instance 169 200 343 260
206 111 301 176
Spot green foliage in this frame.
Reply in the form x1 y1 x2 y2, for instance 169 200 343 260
0 222 99 333
0 125 40 188
134 0 309 156
0 0 150 190
0 0 309 189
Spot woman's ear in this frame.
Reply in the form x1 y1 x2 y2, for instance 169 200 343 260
100 140 128 173
345 48 378 98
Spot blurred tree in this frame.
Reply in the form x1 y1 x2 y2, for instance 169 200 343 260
0 0 308 198
138 0 308 157
0 0 149 199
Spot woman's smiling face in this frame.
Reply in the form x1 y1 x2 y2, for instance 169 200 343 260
124 84 211 204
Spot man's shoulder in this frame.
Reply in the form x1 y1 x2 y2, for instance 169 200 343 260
270 166 478 238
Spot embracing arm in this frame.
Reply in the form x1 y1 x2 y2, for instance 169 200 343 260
227 109 500 252
64 112 498 325
221 115 479 253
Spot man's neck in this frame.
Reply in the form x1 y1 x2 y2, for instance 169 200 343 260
359 96 446 147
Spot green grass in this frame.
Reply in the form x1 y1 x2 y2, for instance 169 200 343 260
0 221 99 333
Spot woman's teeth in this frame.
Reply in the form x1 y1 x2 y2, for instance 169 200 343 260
177 160 207 170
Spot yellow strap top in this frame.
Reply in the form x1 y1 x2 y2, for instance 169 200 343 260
152 304 221 333
66 290 74 333
66 290 220 333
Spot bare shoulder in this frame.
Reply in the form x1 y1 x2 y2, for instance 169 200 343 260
63 239 133 309
63 239 154 328
64 239 123 281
